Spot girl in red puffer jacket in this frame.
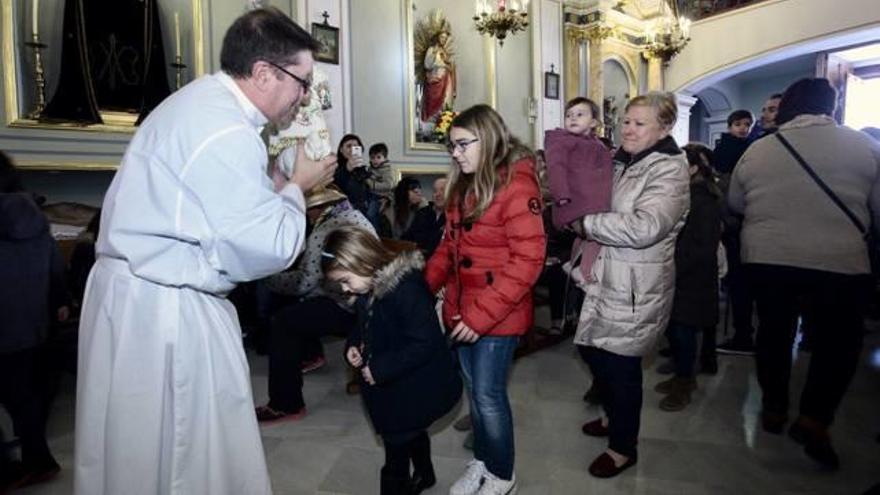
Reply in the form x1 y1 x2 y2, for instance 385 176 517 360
425 104 546 495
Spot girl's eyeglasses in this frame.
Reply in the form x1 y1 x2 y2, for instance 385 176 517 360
446 138 479 155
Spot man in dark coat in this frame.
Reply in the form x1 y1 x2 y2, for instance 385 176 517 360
403 177 447 257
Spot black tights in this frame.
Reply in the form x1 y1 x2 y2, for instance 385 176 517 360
382 430 431 479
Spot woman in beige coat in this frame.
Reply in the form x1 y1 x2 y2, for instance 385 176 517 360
572 92 690 478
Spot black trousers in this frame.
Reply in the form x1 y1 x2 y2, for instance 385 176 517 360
723 234 755 342
267 296 356 412
746 263 871 426
382 430 431 479
0 347 55 470
579 346 643 458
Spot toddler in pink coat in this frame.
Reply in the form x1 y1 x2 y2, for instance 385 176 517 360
544 97 613 283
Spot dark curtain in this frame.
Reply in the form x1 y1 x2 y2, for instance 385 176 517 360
43 0 171 124
42 0 102 124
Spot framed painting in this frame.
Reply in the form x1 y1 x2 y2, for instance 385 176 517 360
311 23 339 65
544 72 560 100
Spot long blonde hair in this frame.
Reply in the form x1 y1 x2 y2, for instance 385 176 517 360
321 227 396 278
446 104 533 222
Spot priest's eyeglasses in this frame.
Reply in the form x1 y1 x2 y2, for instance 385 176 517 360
446 138 479 155
266 61 312 93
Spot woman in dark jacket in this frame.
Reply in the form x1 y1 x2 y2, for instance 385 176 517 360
322 227 461 495
333 134 371 212
655 144 722 411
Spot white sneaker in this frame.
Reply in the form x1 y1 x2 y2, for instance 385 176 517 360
476 471 517 495
449 459 486 495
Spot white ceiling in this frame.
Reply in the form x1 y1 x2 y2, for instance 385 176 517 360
724 53 817 86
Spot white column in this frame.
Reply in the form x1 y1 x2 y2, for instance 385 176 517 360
672 92 697 146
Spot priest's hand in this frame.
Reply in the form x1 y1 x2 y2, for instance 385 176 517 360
290 145 337 193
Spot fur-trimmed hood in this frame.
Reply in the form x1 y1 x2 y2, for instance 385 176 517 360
372 249 426 300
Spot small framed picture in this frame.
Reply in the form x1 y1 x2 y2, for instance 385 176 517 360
544 72 560 100
311 23 340 65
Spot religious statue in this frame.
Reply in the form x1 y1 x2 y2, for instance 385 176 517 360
266 68 334 179
414 10 456 123
603 96 620 142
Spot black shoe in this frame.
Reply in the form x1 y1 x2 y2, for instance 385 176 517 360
699 359 718 375
407 433 435 494
717 339 755 356
380 467 411 495
761 411 788 434
408 470 436 494
788 421 840 470
583 383 602 405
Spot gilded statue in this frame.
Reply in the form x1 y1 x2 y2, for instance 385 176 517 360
414 10 456 123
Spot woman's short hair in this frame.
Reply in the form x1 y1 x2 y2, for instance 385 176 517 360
775 78 837 126
625 92 678 129
220 7 320 78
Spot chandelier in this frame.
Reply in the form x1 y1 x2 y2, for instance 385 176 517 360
473 0 530 46
643 2 691 62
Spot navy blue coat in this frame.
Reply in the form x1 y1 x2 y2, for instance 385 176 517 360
348 251 462 435
0 193 67 353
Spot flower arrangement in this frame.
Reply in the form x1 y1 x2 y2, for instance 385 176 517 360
433 108 456 141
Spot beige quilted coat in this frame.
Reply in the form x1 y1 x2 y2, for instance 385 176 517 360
574 138 690 357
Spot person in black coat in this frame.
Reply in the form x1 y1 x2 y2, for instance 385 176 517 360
403 177 448 258
321 227 462 495
0 154 69 490
655 144 722 412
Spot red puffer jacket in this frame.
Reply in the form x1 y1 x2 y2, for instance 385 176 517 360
425 157 547 336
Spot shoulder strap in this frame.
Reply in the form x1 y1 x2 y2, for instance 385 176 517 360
775 133 868 239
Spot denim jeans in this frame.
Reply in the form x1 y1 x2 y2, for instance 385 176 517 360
457 336 518 480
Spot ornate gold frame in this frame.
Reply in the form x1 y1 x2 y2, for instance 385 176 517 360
392 163 451 184
1 0 206 134
403 0 498 153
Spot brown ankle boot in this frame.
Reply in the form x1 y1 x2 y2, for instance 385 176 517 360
659 377 695 412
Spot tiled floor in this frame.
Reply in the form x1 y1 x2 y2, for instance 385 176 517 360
12 316 880 494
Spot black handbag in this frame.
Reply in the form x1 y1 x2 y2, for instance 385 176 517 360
776 133 870 241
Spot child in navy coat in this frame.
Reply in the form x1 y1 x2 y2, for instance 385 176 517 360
321 226 461 495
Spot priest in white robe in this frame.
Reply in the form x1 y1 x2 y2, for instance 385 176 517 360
73 8 336 495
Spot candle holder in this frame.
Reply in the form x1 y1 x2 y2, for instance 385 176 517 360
25 33 47 120
171 55 187 90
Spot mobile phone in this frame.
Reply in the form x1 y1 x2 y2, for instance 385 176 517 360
351 145 363 158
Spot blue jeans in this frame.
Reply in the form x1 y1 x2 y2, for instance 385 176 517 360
457 336 518 480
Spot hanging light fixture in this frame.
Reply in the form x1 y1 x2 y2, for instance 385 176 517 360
643 0 691 62
473 0 530 46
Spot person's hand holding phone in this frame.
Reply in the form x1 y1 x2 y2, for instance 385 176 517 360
347 145 367 172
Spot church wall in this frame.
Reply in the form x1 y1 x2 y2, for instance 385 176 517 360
666 0 880 93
